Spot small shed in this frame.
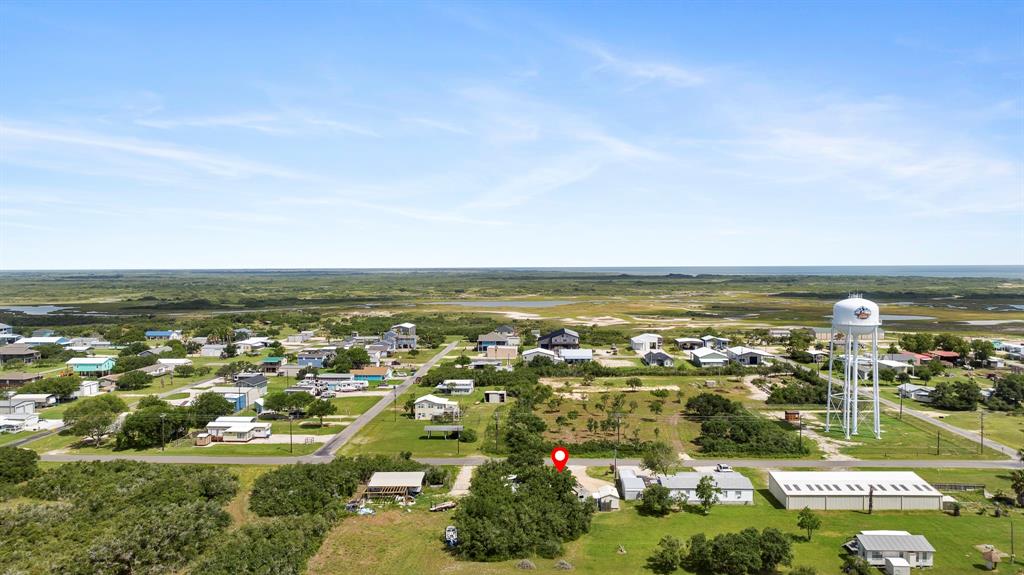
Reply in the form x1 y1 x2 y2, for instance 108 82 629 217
366 471 426 500
784 410 800 423
483 390 507 403
884 557 910 575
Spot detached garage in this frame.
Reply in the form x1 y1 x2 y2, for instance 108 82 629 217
768 471 943 511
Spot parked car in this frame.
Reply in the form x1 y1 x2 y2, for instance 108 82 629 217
715 464 734 472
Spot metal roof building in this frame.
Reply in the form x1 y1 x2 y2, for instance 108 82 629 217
768 471 943 510
854 531 935 568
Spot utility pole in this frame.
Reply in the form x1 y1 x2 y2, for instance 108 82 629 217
980 411 985 455
159 413 167 451
289 414 294 453
899 391 903 420
393 387 397 422
799 413 803 447
936 430 940 456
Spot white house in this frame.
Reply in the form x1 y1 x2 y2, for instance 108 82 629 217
690 347 729 367
656 472 755 505
204 416 272 442
853 531 935 569
200 344 226 357
75 380 100 398
0 412 40 433
630 333 663 353
522 347 561 364
897 383 935 403
558 348 593 364
726 346 774 366
700 335 731 350
10 393 57 408
414 394 460 421
157 358 193 368
436 379 474 395
675 337 704 350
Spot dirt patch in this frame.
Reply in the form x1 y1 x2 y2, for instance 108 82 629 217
597 358 635 367
449 465 476 497
741 374 769 401
569 465 614 493
791 412 859 461
560 316 629 327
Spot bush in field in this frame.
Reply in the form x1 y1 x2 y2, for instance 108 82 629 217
0 447 40 484
190 514 332 575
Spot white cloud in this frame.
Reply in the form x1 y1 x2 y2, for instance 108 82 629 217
0 122 305 180
402 117 470 135
572 40 705 87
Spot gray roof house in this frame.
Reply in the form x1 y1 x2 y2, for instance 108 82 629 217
617 468 647 501
656 472 754 505
853 531 935 568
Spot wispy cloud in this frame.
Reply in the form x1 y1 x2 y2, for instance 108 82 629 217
402 117 470 135
136 113 287 134
0 122 305 180
135 110 380 138
572 40 705 87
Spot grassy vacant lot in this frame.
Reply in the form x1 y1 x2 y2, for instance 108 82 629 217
815 411 1005 460
339 388 504 457
537 376 820 458
308 468 1021 575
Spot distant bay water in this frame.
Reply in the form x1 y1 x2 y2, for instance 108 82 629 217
505 265 1024 279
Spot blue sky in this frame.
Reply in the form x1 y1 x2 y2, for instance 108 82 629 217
1 2 1021 269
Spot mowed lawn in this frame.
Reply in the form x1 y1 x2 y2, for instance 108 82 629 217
339 388 505 457
308 468 1022 575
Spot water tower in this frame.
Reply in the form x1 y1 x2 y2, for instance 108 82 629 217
825 295 882 439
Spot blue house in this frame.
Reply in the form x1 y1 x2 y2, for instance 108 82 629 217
66 356 117 375
297 350 335 368
145 330 181 340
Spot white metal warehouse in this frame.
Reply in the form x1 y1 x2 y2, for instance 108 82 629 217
768 471 943 511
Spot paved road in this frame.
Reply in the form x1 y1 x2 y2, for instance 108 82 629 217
40 452 1022 470
313 341 459 457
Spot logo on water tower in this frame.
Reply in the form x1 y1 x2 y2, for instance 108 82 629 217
853 306 872 320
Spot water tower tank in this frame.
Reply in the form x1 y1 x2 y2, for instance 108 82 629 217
832 297 881 335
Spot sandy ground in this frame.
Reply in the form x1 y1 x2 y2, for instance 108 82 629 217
560 316 630 327
741 374 770 401
568 465 614 493
597 358 636 367
777 412 858 461
449 465 476 497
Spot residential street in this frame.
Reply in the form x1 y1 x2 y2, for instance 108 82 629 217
313 341 459 457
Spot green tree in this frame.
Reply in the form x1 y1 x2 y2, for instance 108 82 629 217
346 348 371 368
119 342 149 356
695 475 721 515
0 446 40 484
646 535 685 574
931 381 982 411
970 339 995 361
641 441 675 476
650 399 665 415
626 377 643 391
404 396 416 416
63 395 128 445
189 392 236 426
638 484 674 517
454 354 471 366
306 399 338 427
797 506 822 541
1011 469 1024 507
263 391 313 414
758 527 793 571
898 333 934 354
116 404 188 449
116 370 154 391
20 374 81 398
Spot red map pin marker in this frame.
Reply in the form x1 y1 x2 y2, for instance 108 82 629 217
551 446 569 472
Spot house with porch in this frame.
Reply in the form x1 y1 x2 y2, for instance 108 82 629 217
0 344 40 365
643 350 675 367
352 366 392 382
145 330 182 340
413 394 460 421
66 356 116 376
435 379 474 395
690 347 728 367
726 346 774 366
630 333 663 353
205 416 272 442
